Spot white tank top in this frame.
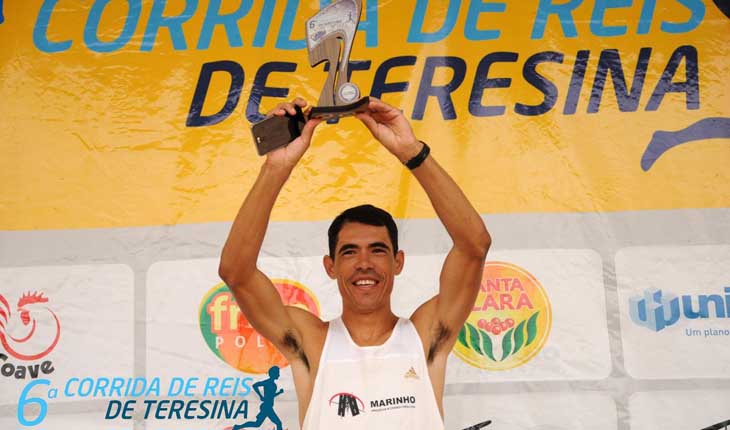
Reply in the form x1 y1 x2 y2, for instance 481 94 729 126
302 317 444 430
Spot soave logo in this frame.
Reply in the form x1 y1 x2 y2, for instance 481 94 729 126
0 291 60 361
0 291 59 380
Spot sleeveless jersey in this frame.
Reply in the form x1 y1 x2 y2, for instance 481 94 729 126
302 317 444 430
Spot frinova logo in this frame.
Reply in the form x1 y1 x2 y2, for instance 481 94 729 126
199 279 320 374
629 287 730 332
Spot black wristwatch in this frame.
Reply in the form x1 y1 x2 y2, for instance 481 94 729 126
404 141 430 170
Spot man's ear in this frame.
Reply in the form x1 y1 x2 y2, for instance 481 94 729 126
394 250 405 275
323 255 336 279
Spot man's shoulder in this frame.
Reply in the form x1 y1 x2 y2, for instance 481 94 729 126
285 305 328 336
409 295 438 334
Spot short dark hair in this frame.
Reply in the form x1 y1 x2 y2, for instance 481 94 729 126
328 205 398 258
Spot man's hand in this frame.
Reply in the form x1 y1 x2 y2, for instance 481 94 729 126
264 97 322 171
356 98 422 163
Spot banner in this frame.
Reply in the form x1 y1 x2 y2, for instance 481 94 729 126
1 1 729 430
1 0 729 229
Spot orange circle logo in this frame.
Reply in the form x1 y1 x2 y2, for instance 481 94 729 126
454 261 552 370
199 279 320 374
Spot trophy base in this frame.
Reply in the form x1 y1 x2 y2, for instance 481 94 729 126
309 97 370 120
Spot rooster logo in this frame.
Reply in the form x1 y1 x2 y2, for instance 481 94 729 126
0 292 61 360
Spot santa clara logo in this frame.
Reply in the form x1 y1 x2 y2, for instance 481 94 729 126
199 279 320 374
0 291 60 361
454 261 552 370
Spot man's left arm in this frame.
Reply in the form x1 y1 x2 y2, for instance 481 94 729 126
356 99 491 362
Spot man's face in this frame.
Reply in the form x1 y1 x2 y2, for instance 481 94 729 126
323 222 404 314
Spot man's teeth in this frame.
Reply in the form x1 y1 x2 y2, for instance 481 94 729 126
354 280 377 286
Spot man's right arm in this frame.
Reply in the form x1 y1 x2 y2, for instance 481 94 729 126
252 381 264 400
218 99 323 370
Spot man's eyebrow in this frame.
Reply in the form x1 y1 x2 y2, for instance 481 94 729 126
337 242 391 254
368 242 391 250
337 243 359 254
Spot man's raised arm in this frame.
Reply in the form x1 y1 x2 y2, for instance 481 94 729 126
356 98 491 362
218 98 323 369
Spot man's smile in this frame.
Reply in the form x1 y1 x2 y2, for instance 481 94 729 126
349 272 383 290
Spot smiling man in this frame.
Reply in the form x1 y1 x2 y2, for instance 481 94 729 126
219 97 491 430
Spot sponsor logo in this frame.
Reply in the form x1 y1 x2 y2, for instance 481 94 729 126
404 366 419 379
454 261 552 371
369 395 416 411
641 118 730 171
629 287 730 332
327 392 419 417
231 366 285 430
199 279 320 374
329 392 365 417
0 291 59 379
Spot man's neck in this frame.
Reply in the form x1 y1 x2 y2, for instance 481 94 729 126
341 308 399 347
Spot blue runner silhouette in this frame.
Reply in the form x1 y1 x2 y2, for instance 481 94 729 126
233 366 284 430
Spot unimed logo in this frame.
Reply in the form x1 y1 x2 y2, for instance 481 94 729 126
454 261 552 371
629 287 730 332
199 279 320 374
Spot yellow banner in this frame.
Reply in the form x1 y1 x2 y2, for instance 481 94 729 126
1 0 728 230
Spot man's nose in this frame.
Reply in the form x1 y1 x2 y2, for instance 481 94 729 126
354 252 374 270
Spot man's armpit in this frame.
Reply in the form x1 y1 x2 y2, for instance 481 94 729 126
427 322 452 364
282 329 310 371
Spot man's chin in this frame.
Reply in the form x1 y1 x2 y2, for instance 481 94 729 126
341 287 389 312
348 299 386 314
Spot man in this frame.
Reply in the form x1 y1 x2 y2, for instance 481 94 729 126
219 97 491 429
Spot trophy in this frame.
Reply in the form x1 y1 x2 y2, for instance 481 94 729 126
250 0 369 155
305 0 369 119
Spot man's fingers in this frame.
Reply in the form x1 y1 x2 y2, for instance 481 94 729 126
367 98 392 113
300 118 323 142
267 98 308 117
283 104 297 115
281 98 307 115
355 112 379 135
266 105 292 117
265 107 287 118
